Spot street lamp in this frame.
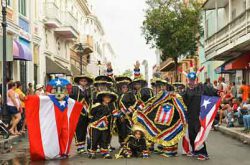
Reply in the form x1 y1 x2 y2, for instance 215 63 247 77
1 0 8 123
97 60 101 75
76 43 85 75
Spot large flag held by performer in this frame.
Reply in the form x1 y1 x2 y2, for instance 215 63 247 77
25 95 82 160
182 95 221 153
194 95 221 150
133 91 187 147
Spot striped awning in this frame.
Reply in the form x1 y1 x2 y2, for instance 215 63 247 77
13 40 32 61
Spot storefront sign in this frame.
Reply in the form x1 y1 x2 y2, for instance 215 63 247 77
19 29 31 41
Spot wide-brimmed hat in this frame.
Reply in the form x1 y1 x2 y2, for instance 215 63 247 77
36 84 44 90
130 77 147 87
94 75 113 87
74 75 93 85
96 91 118 103
115 76 132 85
95 75 113 82
132 125 145 135
151 78 168 87
137 87 154 103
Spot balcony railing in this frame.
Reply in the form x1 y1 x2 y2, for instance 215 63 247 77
44 2 61 27
205 8 250 60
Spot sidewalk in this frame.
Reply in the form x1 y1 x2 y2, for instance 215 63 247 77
0 135 23 153
216 125 250 145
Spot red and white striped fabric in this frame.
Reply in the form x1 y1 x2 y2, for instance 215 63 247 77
181 129 192 155
25 95 82 161
155 104 174 126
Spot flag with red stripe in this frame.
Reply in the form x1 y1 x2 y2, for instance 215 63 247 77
155 103 174 126
194 95 221 150
25 95 82 160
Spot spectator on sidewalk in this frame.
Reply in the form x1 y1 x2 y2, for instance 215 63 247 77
7 82 22 135
15 81 27 133
223 86 233 102
26 83 34 95
239 81 250 103
35 84 45 96
218 77 228 92
219 99 234 127
242 99 250 133
213 80 218 90
231 82 237 99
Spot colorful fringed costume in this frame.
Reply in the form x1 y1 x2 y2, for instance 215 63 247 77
133 91 187 157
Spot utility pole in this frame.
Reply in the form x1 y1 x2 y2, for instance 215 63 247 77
1 0 8 123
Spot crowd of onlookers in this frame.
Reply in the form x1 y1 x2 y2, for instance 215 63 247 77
207 77 250 134
0 79 45 136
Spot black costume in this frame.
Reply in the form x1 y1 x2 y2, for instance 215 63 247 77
115 129 149 159
70 85 92 153
89 104 112 152
182 83 218 156
88 91 117 159
117 91 137 144
126 135 148 157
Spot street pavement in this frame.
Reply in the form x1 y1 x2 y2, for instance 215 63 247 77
0 131 250 165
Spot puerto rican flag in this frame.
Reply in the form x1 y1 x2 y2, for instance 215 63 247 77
194 95 221 150
25 95 82 161
155 104 174 126
91 116 109 130
112 109 120 117
181 129 192 154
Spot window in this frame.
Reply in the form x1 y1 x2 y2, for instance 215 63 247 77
19 0 27 16
20 61 27 92
7 0 11 6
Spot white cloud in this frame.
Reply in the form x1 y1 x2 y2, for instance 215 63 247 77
90 0 157 77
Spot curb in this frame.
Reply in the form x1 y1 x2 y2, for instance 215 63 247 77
0 135 23 153
216 126 250 145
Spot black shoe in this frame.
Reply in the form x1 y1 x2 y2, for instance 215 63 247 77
104 154 112 159
88 153 96 159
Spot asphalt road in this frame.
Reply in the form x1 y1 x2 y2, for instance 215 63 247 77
0 131 250 165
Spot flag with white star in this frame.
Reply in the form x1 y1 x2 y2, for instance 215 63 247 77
194 95 221 151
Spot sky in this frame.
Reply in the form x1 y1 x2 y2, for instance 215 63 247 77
90 0 157 75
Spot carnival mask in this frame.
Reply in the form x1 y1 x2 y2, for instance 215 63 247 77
46 78 72 101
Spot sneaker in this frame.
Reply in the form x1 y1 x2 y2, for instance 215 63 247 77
197 154 209 161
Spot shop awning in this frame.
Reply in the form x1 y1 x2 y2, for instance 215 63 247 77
13 40 32 61
225 54 250 70
215 60 236 74
46 57 72 75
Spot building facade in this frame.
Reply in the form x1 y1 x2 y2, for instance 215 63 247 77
0 0 115 88
203 0 250 84
0 0 42 90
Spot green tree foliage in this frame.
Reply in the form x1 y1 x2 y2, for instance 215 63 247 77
142 0 202 79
